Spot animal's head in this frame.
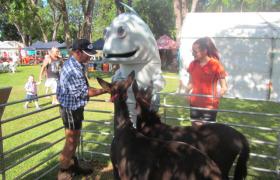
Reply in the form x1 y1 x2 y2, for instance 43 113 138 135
132 78 162 128
132 80 153 108
97 71 135 102
103 10 160 64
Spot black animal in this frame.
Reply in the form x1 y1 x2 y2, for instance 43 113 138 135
132 81 250 180
97 71 222 180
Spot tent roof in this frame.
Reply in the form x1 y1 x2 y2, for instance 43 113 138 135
181 12 280 38
26 41 66 50
0 41 25 49
92 38 104 50
157 35 178 50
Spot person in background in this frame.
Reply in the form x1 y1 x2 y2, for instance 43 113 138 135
185 37 227 128
10 53 19 73
24 75 40 110
39 47 62 104
176 49 189 93
56 39 106 179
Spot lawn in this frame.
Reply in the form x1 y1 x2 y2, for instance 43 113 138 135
0 65 280 179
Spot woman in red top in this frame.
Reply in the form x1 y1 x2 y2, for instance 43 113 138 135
186 37 227 127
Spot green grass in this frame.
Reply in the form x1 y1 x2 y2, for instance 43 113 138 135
0 65 280 179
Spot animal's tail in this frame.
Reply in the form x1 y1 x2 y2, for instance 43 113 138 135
233 135 250 180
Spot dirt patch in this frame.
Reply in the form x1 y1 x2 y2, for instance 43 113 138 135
74 159 113 180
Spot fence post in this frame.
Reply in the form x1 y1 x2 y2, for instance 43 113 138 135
163 95 167 123
276 132 280 179
0 87 12 180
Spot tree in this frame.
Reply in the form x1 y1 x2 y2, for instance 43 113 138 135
133 0 175 39
48 0 62 41
29 0 48 42
2 1 41 45
173 0 188 41
115 0 125 14
0 5 20 41
50 0 71 47
92 0 116 40
80 0 95 39
203 0 280 12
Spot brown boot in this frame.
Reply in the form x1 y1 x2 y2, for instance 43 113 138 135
57 165 76 180
72 156 93 176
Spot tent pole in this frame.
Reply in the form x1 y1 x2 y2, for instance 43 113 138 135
267 38 276 101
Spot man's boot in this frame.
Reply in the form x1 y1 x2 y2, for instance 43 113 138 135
57 165 76 180
72 156 93 176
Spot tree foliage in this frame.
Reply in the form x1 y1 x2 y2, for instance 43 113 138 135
0 0 280 45
133 0 176 39
198 0 280 12
92 0 116 41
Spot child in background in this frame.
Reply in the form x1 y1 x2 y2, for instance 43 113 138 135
24 75 41 110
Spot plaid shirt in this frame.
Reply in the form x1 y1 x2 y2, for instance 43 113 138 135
57 56 89 110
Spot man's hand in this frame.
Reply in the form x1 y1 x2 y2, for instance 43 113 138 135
88 87 107 97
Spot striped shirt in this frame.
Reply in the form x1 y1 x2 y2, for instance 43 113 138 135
57 56 89 110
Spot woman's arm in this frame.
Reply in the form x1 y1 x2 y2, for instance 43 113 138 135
185 75 193 94
219 78 227 97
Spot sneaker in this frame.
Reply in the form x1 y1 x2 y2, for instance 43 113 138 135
72 156 93 175
24 105 28 109
36 106 41 110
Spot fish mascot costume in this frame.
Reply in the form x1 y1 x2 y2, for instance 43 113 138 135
102 3 165 126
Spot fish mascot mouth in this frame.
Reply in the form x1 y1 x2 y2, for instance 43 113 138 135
104 49 138 58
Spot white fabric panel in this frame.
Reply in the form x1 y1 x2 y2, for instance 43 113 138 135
179 12 280 101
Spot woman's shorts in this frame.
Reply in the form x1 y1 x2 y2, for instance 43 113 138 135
45 78 58 93
26 94 38 102
60 106 84 130
190 108 217 122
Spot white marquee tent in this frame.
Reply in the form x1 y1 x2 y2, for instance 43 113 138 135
179 12 280 101
0 41 24 58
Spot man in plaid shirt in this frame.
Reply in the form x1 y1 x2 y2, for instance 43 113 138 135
57 39 106 179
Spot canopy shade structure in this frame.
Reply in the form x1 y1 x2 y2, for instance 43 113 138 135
157 35 178 50
0 41 24 49
92 38 104 50
26 41 66 50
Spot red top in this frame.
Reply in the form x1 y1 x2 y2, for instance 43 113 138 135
187 58 226 109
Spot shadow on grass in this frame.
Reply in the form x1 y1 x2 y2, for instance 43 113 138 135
14 139 113 179
161 95 280 179
88 71 114 80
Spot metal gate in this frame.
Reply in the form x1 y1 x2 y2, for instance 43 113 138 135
1 89 280 179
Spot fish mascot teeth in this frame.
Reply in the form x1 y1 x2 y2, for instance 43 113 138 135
103 3 165 126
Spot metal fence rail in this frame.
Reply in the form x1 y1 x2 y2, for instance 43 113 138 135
1 91 280 179
81 93 280 179
0 93 64 180
161 93 280 179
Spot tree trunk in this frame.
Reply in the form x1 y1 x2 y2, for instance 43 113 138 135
37 17 49 42
115 0 124 15
52 0 71 47
191 0 198 12
14 23 27 45
81 0 95 40
240 0 244 12
49 1 62 41
52 16 62 41
173 0 188 41
29 0 48 42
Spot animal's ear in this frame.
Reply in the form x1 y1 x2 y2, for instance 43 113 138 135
125 70 135 89
129 70 135 79
146 86 153 101
96 77 111 92
132 80 139 97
